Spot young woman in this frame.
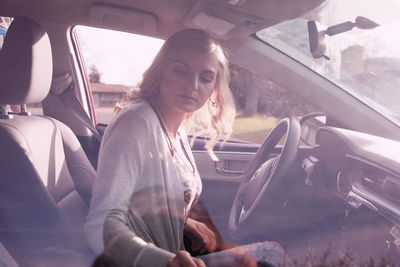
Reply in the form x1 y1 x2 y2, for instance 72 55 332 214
85 29 283 267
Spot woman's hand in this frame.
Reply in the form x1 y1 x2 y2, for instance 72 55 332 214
228 247 258 267
184 217 217 254
206 246 258 267
167 251 206 267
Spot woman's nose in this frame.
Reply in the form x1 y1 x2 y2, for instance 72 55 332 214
186 74 199 91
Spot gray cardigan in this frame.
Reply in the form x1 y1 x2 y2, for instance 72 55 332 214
84 99 202 266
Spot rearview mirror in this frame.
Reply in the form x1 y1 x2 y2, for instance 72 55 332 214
308 16 379 59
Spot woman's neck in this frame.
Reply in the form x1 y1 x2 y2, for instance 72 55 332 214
147 95 185 137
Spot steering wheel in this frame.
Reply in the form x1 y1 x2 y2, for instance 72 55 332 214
228 117 301 237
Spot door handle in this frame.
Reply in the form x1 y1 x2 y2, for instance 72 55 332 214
215 160 245 176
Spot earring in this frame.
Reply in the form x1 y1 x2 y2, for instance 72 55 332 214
209 98 218 108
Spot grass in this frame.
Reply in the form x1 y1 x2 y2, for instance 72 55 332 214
231 114 279 144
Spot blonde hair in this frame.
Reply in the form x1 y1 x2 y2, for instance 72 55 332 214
117 28 236 160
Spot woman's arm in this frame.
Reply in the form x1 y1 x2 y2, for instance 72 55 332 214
186 201 227 254
103 209 175 267
184 217 218 255
84 109 149 254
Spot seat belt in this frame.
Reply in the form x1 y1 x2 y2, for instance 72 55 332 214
51 72 102 142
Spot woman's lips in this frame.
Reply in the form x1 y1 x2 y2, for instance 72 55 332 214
178 95 197 103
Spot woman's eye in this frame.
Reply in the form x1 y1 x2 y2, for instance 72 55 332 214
201 74 215 83
173 68 187 75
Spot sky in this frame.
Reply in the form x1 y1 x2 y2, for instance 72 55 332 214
76 26 164 86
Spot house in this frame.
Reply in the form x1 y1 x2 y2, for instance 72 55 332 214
90 83 131 107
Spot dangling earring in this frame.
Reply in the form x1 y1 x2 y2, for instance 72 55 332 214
209 98 218 108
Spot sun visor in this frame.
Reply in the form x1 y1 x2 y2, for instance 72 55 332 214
184 0 326 39
89 4 158 35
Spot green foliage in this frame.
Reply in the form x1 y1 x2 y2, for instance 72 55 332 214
229 64 317 118
89 65 102 83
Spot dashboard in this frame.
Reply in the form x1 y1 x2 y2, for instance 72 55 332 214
303 126 400 263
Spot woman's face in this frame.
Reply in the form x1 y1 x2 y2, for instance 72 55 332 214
158 47 220 115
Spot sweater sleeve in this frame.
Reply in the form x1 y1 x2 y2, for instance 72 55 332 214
84 107 151 255
103 209 175 267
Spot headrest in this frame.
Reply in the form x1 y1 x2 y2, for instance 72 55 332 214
0 17 52 105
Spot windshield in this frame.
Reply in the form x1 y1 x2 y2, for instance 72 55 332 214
257 0 400 125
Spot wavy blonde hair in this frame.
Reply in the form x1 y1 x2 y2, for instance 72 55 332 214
116 28 236 160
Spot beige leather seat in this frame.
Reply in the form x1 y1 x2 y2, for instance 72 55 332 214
0 17 96 266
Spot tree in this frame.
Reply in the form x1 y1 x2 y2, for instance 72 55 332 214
89 65 102 83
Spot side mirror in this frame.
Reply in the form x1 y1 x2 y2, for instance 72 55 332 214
307 16 379 59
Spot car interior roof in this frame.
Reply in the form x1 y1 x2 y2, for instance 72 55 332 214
0 0 325 40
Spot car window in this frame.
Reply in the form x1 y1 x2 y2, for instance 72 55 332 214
229 63 317 143
256 0 400 126
73 26 164 123
74 26 318 144
0 17 11 47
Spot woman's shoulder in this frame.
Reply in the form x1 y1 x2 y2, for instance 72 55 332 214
103 99 158 137
114 99 155 123
119 99 153 117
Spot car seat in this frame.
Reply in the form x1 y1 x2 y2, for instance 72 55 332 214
0 17 96 266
